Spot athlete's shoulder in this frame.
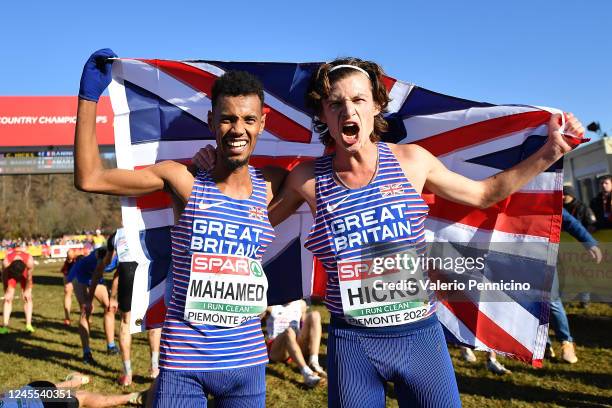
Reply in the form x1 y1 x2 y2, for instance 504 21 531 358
389 142 429 158
388 143 435 164
151 159 190 173
145 160 193 184
260 165 289 183
152 160 194 201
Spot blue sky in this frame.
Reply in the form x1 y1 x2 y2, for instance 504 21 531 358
1 0 610 138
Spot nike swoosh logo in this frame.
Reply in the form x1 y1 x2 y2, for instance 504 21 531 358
326 195 350 213
198 200 228 210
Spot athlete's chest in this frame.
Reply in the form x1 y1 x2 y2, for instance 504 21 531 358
185 182 273 258
328 187 423 250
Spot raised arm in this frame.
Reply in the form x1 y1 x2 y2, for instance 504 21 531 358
74 49 193 200
398 113 583 209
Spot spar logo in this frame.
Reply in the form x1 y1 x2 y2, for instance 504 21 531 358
191 253 254 276
191 253 264 277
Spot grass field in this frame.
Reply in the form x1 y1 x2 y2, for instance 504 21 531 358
0 263 610 407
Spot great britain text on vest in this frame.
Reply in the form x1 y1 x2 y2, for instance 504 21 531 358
330 203 413 252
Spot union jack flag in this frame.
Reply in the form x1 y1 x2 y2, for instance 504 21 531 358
248 206 266 221
380 183 405 197
109 58 564 366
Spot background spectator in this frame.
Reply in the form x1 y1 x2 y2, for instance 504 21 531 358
563 185 596 231
589 175 612 230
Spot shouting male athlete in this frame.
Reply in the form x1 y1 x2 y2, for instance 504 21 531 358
195 57 584 407
290 59 582 408
75 49 285 407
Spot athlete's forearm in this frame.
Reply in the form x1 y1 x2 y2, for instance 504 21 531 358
268 191 305 226
480 147 561 208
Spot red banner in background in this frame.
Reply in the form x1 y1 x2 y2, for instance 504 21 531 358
0 96 114 147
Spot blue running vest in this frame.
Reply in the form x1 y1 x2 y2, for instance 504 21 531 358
305 142 435 325
160 167 275 371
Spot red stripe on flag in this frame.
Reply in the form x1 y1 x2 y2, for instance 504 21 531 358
136 191 172 210
428 191 562 241
549 207 563 246
143 59 218 96
312 257 327 299
441 299 535 365
250 156 314 171
430 268 536 364
415 110 550 156
381 75 396 92
144 296 167 330
263 109 312 143
145 60 311 143
421 192 436 205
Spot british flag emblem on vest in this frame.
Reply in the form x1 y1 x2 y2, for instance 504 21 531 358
248 206 266 221
379 183 405 197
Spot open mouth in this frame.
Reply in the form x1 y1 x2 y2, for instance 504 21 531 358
341 123 360 145
224 138 248 153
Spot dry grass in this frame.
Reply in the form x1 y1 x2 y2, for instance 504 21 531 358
0 263 610 407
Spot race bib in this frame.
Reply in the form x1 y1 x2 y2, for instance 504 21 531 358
270 315 300 338
184 252 268 327
338 249 431 327
268 303 302 338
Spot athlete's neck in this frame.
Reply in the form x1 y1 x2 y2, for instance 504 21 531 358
333 141 379 189
210 163 252 200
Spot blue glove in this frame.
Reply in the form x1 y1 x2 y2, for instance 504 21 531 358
78 48 117 102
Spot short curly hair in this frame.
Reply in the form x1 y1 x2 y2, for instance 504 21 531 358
305 57 391 147
211 70 264 110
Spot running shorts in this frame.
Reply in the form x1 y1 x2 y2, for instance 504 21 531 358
153 364 266 408
327 314 461 408
117 262 137 313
